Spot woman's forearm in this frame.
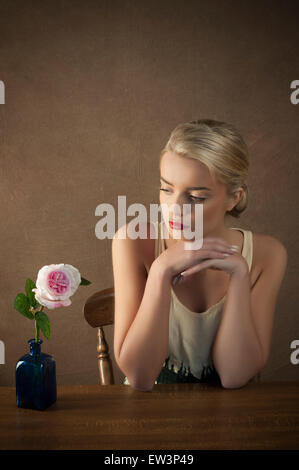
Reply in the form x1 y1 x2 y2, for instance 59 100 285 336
212 269 264 388
117 259 172 391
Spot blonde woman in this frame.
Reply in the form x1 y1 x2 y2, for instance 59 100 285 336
112 119 288 391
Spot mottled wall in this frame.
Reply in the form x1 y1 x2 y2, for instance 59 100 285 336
0 0 298 385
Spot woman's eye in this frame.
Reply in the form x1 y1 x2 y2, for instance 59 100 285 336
189 196 206 202
160 188 206 203
159 188 170 193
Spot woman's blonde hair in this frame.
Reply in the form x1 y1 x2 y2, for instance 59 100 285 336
159 119 249 219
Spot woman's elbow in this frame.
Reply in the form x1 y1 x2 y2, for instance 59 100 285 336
220 371 256 389
221 372 260 389
221 378 248 389
124 375 155 392
220 361 265 389
131 380 154 392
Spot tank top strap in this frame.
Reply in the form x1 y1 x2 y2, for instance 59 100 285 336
230 227 253 272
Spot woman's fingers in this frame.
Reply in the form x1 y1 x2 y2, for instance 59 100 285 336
180 263 205 277
181 257 229 278
185 239 230 252
201 250 231 259
185 238 237 255
203 239 239 253
172 273 184 285
172 252 232 284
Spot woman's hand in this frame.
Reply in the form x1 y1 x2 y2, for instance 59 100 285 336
179 246 248 279
155 235 242 282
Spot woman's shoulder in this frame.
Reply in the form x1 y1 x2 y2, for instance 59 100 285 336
251 230 288 270
113 221 156 240
113 221 157 273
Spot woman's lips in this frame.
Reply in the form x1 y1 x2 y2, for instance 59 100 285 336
169 220 187 230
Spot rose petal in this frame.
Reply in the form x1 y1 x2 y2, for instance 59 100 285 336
33 263 81 307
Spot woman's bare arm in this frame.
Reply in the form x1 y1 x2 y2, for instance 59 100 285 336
113 224 172 391
113 223 233 391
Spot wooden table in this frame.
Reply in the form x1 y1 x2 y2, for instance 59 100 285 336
0 382 298 450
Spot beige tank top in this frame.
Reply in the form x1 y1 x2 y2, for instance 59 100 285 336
154 220 253 379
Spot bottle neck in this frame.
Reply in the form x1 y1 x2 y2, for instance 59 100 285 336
29 339 43 356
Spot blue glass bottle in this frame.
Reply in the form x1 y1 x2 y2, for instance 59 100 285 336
16 338 57 410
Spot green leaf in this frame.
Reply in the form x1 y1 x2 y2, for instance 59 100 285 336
36 311 51 340
80 277 91 286
25 278 38 308
14 293 34 320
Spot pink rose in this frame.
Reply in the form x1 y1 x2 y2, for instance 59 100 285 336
32 264 81 310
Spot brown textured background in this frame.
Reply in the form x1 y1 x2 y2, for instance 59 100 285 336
0 0 298 386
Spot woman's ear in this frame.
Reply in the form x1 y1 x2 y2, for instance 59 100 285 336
227 187 244 212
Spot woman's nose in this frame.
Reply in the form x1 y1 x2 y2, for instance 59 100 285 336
170 198 191 219
172 193 186 206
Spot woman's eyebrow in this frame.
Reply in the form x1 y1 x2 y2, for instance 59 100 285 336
160 176 212 191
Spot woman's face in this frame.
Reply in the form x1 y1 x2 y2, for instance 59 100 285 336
159 151 236 240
